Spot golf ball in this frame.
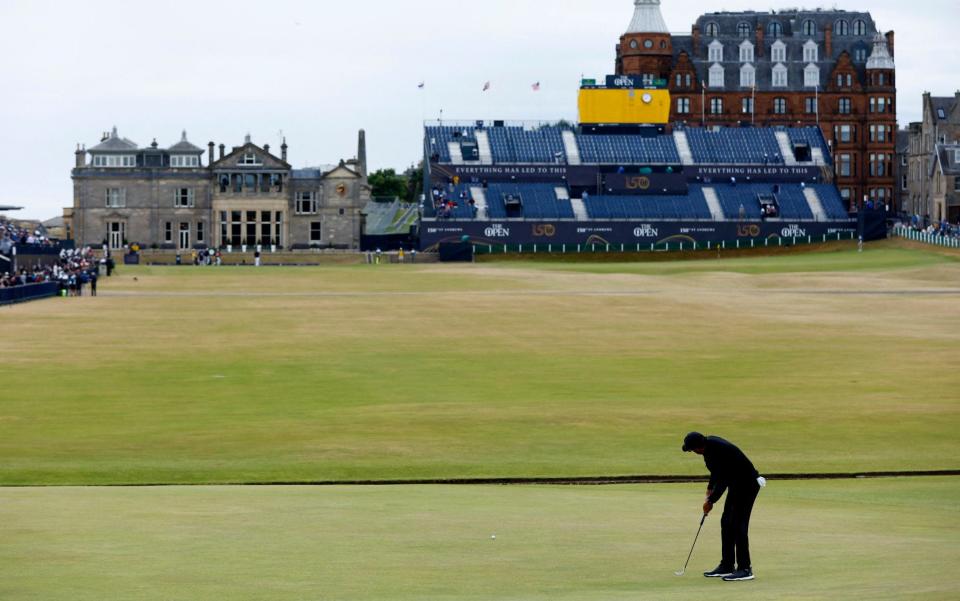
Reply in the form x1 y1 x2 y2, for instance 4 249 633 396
490 535 496 540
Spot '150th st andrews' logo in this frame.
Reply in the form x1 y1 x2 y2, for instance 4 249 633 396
532 224 556 237
633 224 659 238
484 223 511 238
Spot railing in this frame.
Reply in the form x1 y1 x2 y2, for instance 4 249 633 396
0 282 61 306
892 225 960 249
473 231 858 255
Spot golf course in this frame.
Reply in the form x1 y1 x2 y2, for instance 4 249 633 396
2 240 958 599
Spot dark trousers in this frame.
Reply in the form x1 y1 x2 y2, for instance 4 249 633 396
720 481 760 569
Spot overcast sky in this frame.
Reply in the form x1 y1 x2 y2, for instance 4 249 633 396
1 0 957 220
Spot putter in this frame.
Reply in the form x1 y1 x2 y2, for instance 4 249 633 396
674 513 707 576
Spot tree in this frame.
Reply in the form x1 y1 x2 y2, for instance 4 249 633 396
368 169 409 200
404 162 424 203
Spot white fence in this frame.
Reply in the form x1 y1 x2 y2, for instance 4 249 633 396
892 225 960 249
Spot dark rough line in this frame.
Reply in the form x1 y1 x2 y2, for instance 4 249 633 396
3 470 958 489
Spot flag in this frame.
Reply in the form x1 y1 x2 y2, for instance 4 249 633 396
532 82 540 92
482 81 491 92
417 81 425 89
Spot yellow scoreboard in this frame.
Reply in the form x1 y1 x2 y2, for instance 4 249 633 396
578 88 671 125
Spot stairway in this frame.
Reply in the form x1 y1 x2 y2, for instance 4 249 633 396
470 186 489 220
562 130 582 165
570 197 590 221
475 130 493 165
702 187 727 221
673 131 695 165
775 132 799 165
803 186 828 222
448 142 464 165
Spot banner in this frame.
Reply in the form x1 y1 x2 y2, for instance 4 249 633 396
684 165 822 183
420 219 857 250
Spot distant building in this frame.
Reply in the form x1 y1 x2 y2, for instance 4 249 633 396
901 92 960 223
70 128 370 251
616 0 896 211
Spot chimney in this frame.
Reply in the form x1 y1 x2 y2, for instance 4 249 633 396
692 25 701 57
755 24 764 58
75 144 86 168
886 31 895 57
281 137 288 162
825 24 833 58
357 129 368 177
208 142 215 165
219 144 226 160
264 144 270 155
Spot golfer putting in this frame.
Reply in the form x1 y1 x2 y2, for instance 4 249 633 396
682 432 766 582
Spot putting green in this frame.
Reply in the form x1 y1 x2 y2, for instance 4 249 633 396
1 478 957 600
1 243 958 485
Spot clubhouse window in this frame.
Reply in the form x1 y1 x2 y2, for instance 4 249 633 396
310 221 322 243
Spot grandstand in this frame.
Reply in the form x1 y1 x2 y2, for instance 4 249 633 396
421 121 856 249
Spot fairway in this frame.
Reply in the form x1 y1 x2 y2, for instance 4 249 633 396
1 478 958 600
2 242 959 485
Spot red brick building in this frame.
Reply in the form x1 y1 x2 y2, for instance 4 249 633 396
617 1 896 211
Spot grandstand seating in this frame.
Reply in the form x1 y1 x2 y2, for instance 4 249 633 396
787 128 833 164
685 129 784 165
485 184 575 219
487 127 567 163
576 135 681 164
812 185 852 219
425 125 831 167
584 188 712 220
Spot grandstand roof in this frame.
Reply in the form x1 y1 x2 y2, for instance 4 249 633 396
627 0 669 34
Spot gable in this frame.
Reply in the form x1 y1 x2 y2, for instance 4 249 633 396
211 143 290 170
322 165 361 180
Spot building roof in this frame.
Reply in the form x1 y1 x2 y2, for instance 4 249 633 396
896 129 910 153
89 127 138 152
672 9 882 92
929 96 958 122
934 144 960 176
168 130 204 154
866 33 895 70
626 0 669 34
0 205 23 212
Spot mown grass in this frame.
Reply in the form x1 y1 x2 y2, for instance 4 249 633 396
1 478 957 601
1 244 958 485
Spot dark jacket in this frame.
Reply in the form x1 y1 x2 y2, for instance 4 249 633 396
703 436 759 504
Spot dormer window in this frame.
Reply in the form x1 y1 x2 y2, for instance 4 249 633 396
771 40 787 63
708 40 723 62
737 22 751 39
768 22 783 38
705 22 719 37
802 19 816 37
93 155 136 168
835 20 849 36
938 108 947 119
170 155 200 168
854 48 867 62
739 40 754 63
803 41 819 63
240 153 262 166
740 64 755 88
709 64 725 88
853 19 867 36
804 64 820 87
772 63 788 88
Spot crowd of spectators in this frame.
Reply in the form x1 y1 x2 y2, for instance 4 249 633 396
431 185 477 220
901 215 960 238
0 220 55 247
0 248 107 296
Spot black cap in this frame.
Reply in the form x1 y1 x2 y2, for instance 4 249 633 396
682 432 706 452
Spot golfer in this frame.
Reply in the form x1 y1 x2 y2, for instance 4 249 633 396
682 432 765 582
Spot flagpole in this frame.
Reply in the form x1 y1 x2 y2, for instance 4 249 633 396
815 84 820 127
701 80 706 127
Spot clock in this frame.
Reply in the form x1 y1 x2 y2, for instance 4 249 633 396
644 39 653 49
642 93 653 104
